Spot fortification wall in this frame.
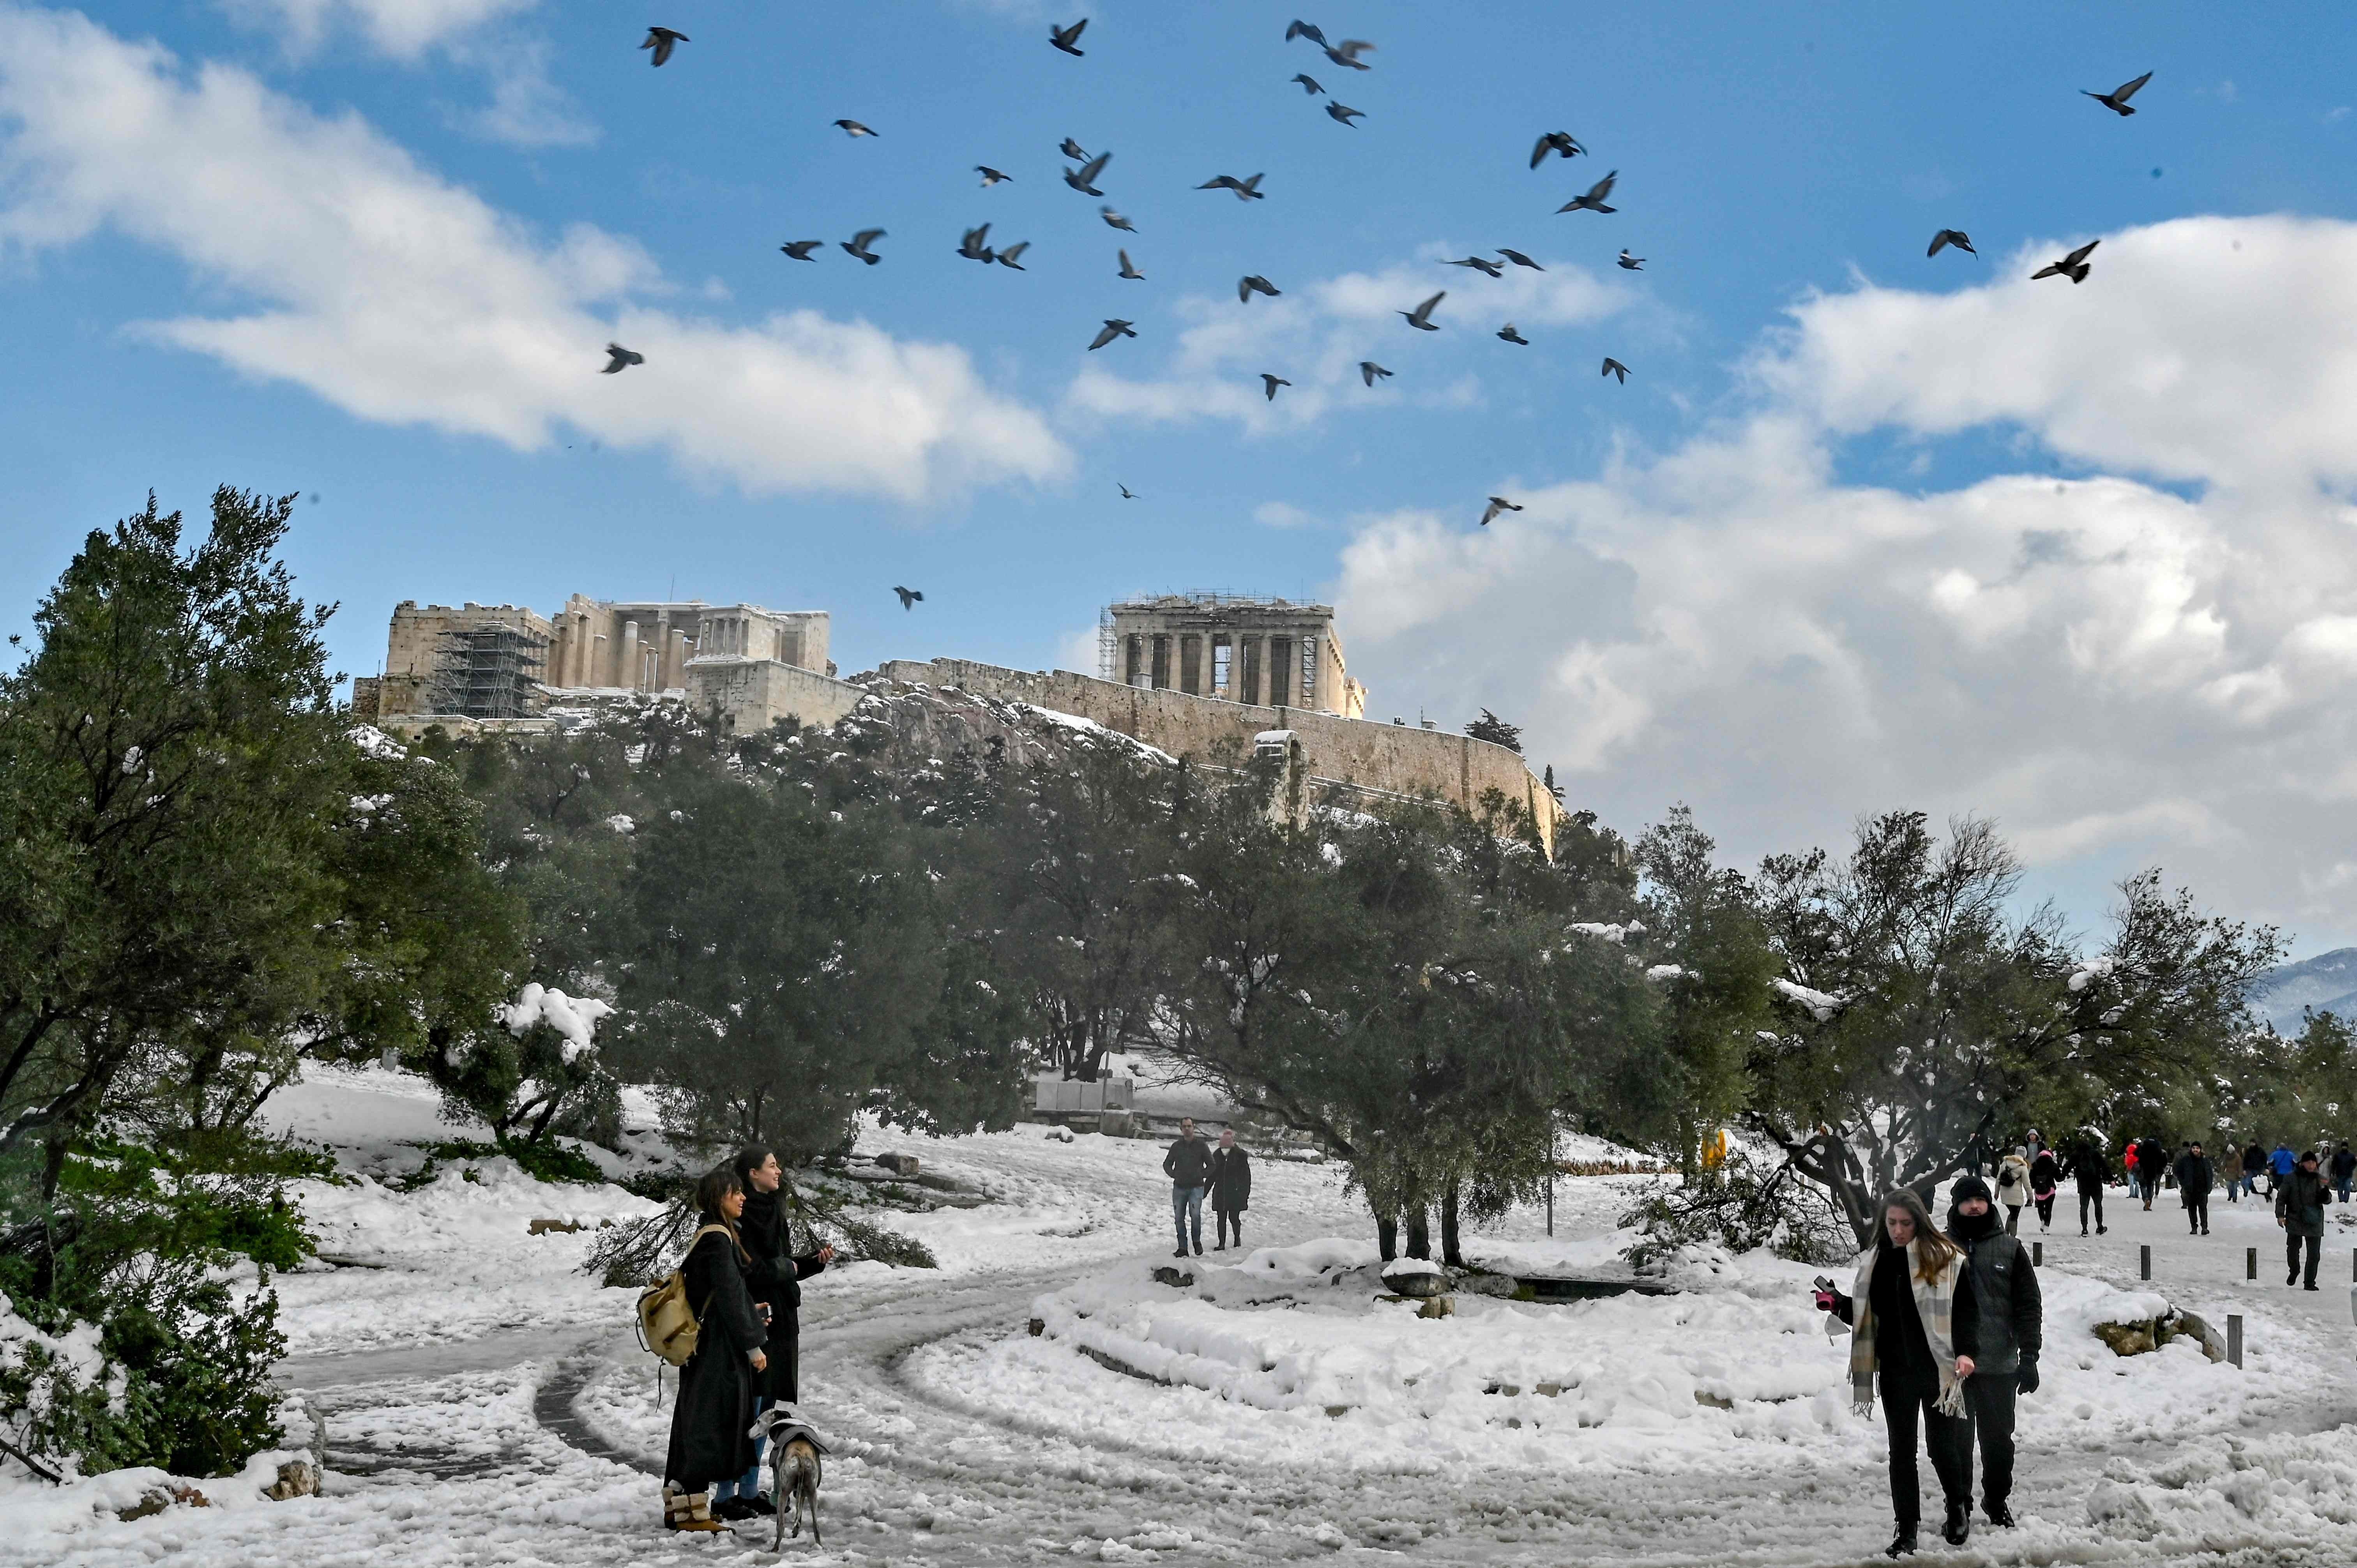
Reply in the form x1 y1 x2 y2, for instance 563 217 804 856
688 657 868 733
877 657 1562 848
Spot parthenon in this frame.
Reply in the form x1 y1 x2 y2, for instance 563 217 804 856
1101 594 1368 718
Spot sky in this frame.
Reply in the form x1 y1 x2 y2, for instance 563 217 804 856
4 2 2357 954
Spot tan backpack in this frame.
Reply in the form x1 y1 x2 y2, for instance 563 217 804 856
636 1223 734 1367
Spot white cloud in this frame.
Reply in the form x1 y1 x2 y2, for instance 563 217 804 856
1254 501 1318 529
223 0 538 60
0 6 1068 503
1334 216 2357 942
1067 250 1638 435
442 35 594 149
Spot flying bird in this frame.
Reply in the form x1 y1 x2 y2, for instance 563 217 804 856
1063 150 1113 196
2083 71 2152 116
1117 248 1144 279
2030 238 2099 283
1326 102 1365 125
1359 361 1392 386
957 223 995 263
976 166 1012 187
1323 39 1375 70
601 343 643 374
1399 291 1444 330
995 241 1030 270
1497 322 1528 345
1100 205 1136 231
1119 484 1138 499
1261 374 1292 401
1285 19 1328 47
834 118 877 137
1088 319 1137 350
1050 18 1088 56
779 239 822 261
1239 274 1281 302
1530 130 1585 168
1497 247 1544 270
1617 249 1644 270
640 27 687 67
1927 228 1976 258
1558 170 1618 214
1198 173 1266 200
893 586 923 611
1447 255 1504 277
1480 496 1523 527
1601 357 1629 382
1292 73 1324 94
841 228 886 264
1060 137 1090 161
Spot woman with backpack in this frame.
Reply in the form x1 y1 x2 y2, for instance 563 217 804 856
1993 1148 2031 1236
662 1166 770 1533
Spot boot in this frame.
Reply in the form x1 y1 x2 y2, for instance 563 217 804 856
1885 1522 1917 1558
1986 1501 2015 1529
742 1494 777 1516
1941 1502 1970 1546
665 1490 728 1533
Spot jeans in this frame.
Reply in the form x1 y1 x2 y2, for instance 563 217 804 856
715 1396 769 1500
1215 1208 1244 1249
1881 1373 1973 1526
2288 1231 2321 1287
2338 1178 2352 1203
2079 1190 2104 1231
1963 1374 2016 1513
1172 1185 1205 1250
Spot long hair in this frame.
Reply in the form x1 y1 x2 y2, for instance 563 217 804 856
1878 1187 1959 1283
695 1165 750 1261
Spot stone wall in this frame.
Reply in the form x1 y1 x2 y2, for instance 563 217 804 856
877 657 1564 851
688 657 869 733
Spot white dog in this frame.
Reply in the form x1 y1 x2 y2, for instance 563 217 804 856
748 1406 827 1549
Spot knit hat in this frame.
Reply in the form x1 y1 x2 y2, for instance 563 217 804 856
1946 1173 1998 1234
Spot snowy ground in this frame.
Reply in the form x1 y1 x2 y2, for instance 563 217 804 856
11 1065 2357 1566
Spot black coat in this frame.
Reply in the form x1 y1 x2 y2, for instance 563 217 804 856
2062 1142 2110 1194
663 1225 767 1492
2277 1167 2330 1237
2136 1139 2170 1183
1209 1144 1252 1211
1947 1212 2042 1376
2242 1144 2268 1176
2332 1149 2357 1181
738 1188 827 1403
2028 1150 2060 1195
2173 1152 2214 1200
1163 1135 1212 1189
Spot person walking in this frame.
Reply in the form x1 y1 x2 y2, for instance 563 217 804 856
1207 1127 1253 1252
2172 1141 2214 1237
2270 1140 2297 1198
2063 1135 2109 1236
2121 1139 2141 1203
2331 1141 2355 1204
2240 1140 2267 1201
1163 1117 1212 1258
662 1167 769 1534
1816 1187 1981 1557
1944 1175 2041 1531
2136 1135 2170 1210
2277 1149 2329 1290
1993 1149 2031 1236
712 1146 834 1521
2027 1145 2060 1232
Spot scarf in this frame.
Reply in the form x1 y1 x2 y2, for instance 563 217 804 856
1845 1239 1966 1417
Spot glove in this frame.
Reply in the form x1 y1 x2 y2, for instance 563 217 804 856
2016 1357 2039 1395
1813 1288 1836 1312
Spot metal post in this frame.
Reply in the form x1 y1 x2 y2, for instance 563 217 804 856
1544 1119 1555 1237
2247 1247 2258 1280
2140 1244 2151 1281
2032 1241 2042 1266
2227 1314 2243 1368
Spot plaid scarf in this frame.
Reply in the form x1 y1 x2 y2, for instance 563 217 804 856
1845 1240 1966 1417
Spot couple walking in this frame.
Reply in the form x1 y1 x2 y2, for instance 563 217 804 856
1163 1118 1251 1256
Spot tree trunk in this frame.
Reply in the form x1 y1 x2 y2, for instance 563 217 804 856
1405 1204 1431 1260
1374 1210 1398 1263
1440 1180 1464 1268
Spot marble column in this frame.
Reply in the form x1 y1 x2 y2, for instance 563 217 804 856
621 620 640 690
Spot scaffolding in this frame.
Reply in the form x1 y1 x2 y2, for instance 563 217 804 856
428 625 549 720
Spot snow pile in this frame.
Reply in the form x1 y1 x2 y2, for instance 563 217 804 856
499 982 611 1061
346 724 406 758
1770 978 1842 1019
0 1290 121 1477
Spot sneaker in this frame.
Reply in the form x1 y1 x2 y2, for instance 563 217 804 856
1986 1503 2015 1529
1885 1523 1917 1558
1193 1244 1203 1256
2304 1283 2320 1291
1174 1248 1188 1258
1941 1503 1970 1546
2290 1270 2300 1286
2098 1225 2108 1234
742 1495 777 1517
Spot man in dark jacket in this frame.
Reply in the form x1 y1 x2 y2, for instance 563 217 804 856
1209 1127 1253 1252
1164 1118 1212 1257
2331 1141 2356 1204
2062 1137 2109 1236
1944 1175 2041 1530
2173 1142 2214 1236
2277 1149 2330 1290
718 1147 832 1520
2234 1140 2265 1202
2135 1136 2170 1209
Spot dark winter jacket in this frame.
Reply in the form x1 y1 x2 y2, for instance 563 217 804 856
1163 1134 1212 1189
1209 1144 1252 1211
737 1187 828 1403
1944 1190 2041 1377
2277 1166 2330 1237
1831 1239 1979 1386
2243 1144 2268 1176
663 1224 768 1492
2029 1150 2060 1197
2062 1142 2110 1194
2332 1148 2357 1182
2136 1139 2171 1185
2173 1151 2214 1201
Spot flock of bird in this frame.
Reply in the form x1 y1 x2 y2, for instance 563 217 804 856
605 21 2153 545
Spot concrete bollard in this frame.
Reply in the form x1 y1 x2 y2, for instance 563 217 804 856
2141 1244 2152 1281
2032 1241 2042 1266
2247 1246 2258 1280
2227 1314 2243 1368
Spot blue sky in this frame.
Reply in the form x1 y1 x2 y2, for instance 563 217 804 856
7 2 2357 953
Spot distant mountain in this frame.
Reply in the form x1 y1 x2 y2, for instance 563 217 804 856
2251 948 2357 1035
